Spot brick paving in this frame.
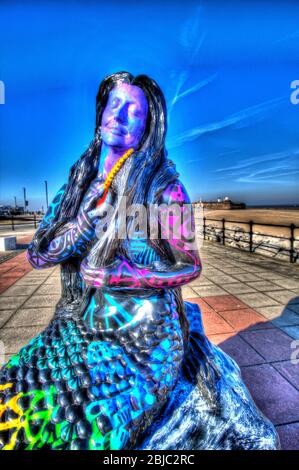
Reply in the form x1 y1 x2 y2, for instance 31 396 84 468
0 239 299 449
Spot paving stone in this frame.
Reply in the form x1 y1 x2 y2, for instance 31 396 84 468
0 325 44 354
252 272 287 281
4 307 55 328
230 273 263 282
22 295 60 308
188 298 234 335
34 283 61 295
243 267 269 274
288 304 299 314
0 265 15 273
0 296 27 311
44 277 61 285
270 309 299 328
281 326 299 340
0 272 24 283
203 295 249 312
50 273 61 280
271 279 299 290
276 423 299 450
255 305 286 320
20 273 50 281
189 277 213 287
201 309 234 335
192 285 227 297
0 278 20 294
239 328 294 362
246 280 285 292
205 274 239 284
182 286 197 300
187 297 214 314
207 332 235 345
8 266 31 276
219 308 271 332
13 277 44 286
217 268 249 275
0 310 14 328
0 284 39 297
222 283 257 295
201 270 219 278
266 290 299 305
213 333 265 367
272 361 299 391
241 364 299 425
236 292 280 308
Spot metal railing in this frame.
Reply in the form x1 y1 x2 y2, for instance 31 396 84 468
201 217 298 263
0 214 43 231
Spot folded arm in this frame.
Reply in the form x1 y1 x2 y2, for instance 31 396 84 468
81 180 201 289
27 184 97 269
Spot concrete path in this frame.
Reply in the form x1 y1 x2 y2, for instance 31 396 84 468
0 240 299 449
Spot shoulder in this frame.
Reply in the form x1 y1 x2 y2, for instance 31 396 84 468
52 184 67 204
158 179 191 206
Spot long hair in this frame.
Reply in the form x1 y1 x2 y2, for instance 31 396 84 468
33 71 188 341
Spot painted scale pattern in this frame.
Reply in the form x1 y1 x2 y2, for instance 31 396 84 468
0 290 183 450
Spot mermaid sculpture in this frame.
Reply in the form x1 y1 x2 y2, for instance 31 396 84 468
0 72 279 450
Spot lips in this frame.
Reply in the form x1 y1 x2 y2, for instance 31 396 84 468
106 122 127 136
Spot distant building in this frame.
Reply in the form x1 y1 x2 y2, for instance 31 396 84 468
194 197 246 210
0 205 25 215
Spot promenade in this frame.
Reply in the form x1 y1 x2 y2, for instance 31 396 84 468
0 236 298 449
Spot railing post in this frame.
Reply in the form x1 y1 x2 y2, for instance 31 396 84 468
222 218 225 245
34 213 37 229
290 223 295 263
11 215 14 231
203 217 206 241
249 220 253 253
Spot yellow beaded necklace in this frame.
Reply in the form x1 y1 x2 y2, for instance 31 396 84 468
96 147 134 207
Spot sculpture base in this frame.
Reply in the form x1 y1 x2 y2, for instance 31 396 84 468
137 302 280 450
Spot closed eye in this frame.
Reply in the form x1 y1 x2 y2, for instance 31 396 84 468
130 106 142 117
110 97 120 108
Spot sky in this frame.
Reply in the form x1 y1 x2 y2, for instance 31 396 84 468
0 0 299 210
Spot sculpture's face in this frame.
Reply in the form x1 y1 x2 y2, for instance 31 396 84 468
101 83 149 150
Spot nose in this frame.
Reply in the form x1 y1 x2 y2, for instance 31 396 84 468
114 104 128 124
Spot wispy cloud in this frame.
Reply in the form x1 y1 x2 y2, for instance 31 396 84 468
237 170 299 184
179 3 205 65
169 73 217 109
168 96 286 149
216 148 299 173
167 3 215 124
215 148 299 184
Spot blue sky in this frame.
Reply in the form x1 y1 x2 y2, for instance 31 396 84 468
0 0 298 210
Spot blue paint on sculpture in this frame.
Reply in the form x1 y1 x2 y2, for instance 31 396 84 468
0 72 279 450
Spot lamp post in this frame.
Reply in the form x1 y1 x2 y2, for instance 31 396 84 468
23 187 27 214
44 180 49 209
